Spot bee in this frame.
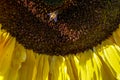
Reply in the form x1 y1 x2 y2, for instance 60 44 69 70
48 10 58 22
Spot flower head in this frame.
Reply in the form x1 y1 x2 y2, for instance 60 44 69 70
0 0 120 80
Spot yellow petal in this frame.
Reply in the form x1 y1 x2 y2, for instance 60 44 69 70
49 55 70 80
65 55 77 80
94 39 120 79
7 43 26 80
17 50 36 80
0 32 15 80
35 54 49 80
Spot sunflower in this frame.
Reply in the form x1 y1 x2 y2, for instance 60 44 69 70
0 0 120 80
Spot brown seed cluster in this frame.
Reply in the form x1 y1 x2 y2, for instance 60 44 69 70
0 0 120 55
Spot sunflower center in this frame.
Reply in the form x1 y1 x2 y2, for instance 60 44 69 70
0 0 120 55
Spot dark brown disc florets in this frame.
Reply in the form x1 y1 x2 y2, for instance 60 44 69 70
0 0 120 55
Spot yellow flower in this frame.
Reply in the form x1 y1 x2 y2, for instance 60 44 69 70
0 23 120 80
0 0 120 80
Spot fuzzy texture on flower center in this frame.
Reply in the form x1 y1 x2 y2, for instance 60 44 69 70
44 0 64 6
0 0 120 55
